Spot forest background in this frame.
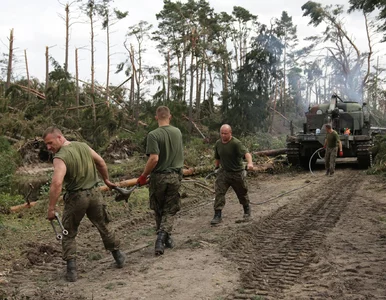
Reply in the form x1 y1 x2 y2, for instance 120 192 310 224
0 0 386 198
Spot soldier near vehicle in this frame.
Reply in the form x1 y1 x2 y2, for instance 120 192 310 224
137 106 184 256
210 124 254 225
43 126 125 282
323 124 343 176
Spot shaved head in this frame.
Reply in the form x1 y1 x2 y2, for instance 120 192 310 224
220 124 232 132
220 124 232 143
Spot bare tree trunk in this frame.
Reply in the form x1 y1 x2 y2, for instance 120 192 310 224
89 6 96 124
24 50 30 101
283 46 286 117
269 82 279 133
234 44 239 70
222 59 229 113
6 28 14 91
183 56 187 103
130 69 135 115
167 51 170 102
45 46 49 90
188 50 194 134
203 64 207 106
64 4 69 73
374 56 379 109
195 56 202 120
208 64 213 114
75 48 80 118
105 15 110 106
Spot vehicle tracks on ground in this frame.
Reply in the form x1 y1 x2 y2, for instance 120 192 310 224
224 171 361 300
2 187 213 299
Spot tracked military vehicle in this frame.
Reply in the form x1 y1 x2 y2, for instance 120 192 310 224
286 94 373 169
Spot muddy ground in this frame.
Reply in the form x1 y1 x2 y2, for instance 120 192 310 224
1 162 386 300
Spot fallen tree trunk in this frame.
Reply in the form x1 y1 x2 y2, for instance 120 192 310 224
11 164 274 212
10 201 38 212
253 148 287 157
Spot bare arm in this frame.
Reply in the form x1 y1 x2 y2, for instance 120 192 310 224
215 159 220 168
338 140 342 152
141 154 159 177
90 147 115 189
47 158 66 220
245 153 254 170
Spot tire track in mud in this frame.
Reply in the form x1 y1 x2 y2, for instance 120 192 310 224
224 171 361 300
1 187 213 299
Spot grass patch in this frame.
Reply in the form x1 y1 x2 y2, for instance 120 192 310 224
135 227 156 237
0 193 24 214
87 252 103 261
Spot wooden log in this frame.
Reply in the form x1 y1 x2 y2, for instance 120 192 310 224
253 148 287 157
99 178 138 191
10 201 38 212
10 163 274 212
252 163 273 172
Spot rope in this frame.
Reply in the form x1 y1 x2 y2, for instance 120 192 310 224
249 180 314 205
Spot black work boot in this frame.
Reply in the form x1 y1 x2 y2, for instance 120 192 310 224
210 210 222 225
155 231 167 256
243 205 251 219
112 250 125 268
325 169 330 176
66 259 77 282
164 233 174 249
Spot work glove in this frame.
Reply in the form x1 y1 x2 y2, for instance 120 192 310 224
339 150 343 157
214 166 220 174
137 174 148 186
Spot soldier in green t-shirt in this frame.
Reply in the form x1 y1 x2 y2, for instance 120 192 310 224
323 124 343 176
210 124 254 225
43 127 124 282
137 106 184 256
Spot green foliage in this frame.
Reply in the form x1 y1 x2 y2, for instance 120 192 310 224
0 137 19 191
349 0 386 40
184 137 213 167
0 192 24 213
368 135 386 174
240 133 287 152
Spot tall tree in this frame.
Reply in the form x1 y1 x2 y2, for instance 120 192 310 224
96 0 128 104
154 0 190 102
124 20 153 123
231 6 257 69
274 11 298 117
302 1 375 102
349 0 386 40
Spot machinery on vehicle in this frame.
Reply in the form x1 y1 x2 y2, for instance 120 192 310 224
286 94 373 169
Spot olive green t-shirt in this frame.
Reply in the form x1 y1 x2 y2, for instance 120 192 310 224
54 142 99 191
146 125 184 173
325 130 340 148
214 137 248 172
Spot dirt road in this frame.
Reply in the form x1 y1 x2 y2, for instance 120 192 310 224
1 167 386 300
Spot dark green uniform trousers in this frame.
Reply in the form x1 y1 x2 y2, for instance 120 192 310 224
214 169 249 211
149 173 181 234
62 188 120 261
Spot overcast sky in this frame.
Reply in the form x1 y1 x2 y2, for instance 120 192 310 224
0 0 383 89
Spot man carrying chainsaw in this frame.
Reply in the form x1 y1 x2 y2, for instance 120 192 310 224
323 124 343 176
43 126 125 282
210 124 254 225
137 106 184 256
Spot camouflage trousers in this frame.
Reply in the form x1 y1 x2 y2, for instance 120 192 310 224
214 169 249 211
325 147 337 174
61 187 120 261
149 173 181 234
